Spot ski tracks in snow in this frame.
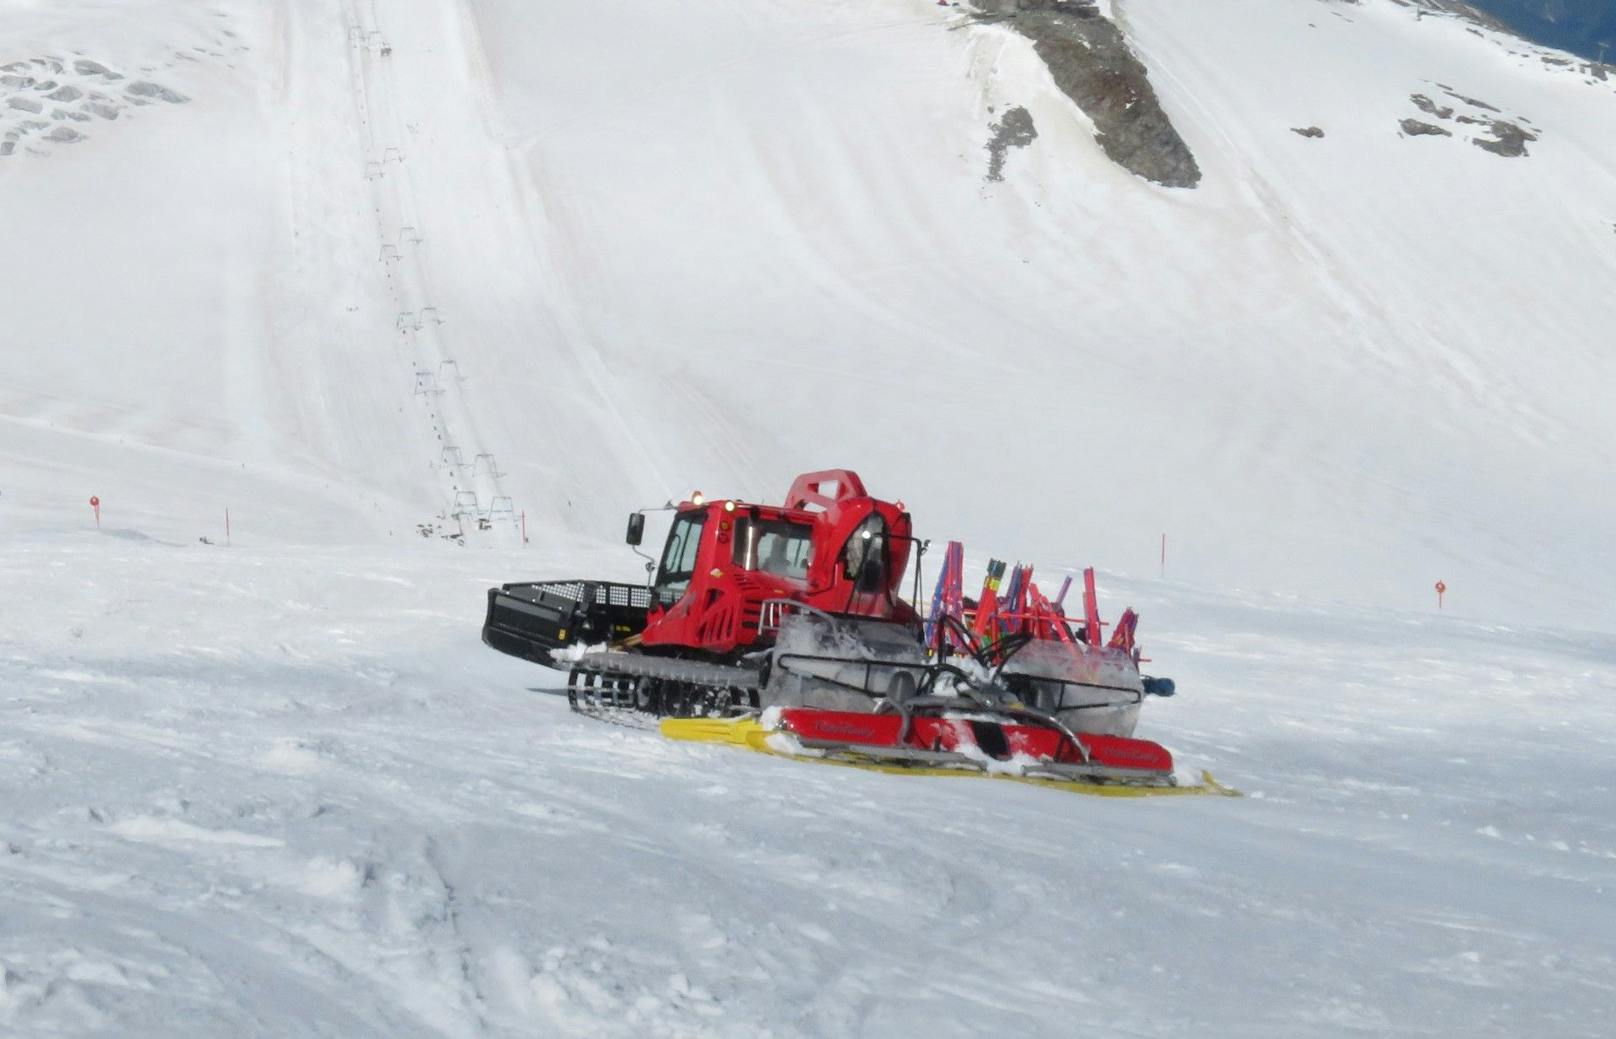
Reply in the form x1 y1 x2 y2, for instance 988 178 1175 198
4 543 1616 1035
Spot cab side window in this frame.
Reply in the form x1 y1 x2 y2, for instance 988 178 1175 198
841 514 888 583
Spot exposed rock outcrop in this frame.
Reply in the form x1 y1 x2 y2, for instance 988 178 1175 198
1410 93 1455 118
1398 84 1538 155
985 105 1038 181
973 0 1201 188
1473 118 1537 155
1401 117 1454 136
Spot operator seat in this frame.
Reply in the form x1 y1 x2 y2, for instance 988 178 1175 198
762 539 791 577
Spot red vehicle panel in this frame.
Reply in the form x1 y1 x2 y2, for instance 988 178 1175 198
639 469 919 656
778 708 1175 775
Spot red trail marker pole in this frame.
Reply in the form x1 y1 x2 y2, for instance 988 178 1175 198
1435 580 1446 610
225 507 231 547
520 509 527 545
89 495 100 528
1160 533 1166 578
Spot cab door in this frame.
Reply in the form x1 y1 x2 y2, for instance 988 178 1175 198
653 509 708 609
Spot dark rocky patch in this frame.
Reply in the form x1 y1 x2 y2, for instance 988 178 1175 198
1473 118 1537 155
972 0 1201 188
1443 88 1501 111
985 105 1038 181
1399 82 1541 157
1410 93 1454 118
1291 126 1325 138
1401 118 1453 136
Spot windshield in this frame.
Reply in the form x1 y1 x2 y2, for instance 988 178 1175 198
655 510 707 606
732 517 813 581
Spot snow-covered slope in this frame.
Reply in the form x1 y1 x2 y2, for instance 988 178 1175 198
3 0 1615 624
3 538 1614 1036
4 1 1616 1033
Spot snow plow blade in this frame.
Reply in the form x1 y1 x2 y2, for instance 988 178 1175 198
660 714 1240 798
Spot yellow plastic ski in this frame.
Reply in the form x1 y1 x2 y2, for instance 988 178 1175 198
660 717 1240 798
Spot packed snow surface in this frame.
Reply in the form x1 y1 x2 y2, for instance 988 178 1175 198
3 538 1615 1037
4 0 1616 1034
3 0 1615 622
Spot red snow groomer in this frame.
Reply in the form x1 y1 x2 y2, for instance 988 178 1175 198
483 470 1231 797
483 469 921 713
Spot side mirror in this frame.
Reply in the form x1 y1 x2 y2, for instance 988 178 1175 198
625 512 645 546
